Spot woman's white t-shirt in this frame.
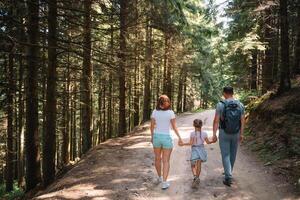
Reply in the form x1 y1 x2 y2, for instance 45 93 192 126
151 109 176 134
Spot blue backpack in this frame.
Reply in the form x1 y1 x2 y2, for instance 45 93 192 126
220 100 243 134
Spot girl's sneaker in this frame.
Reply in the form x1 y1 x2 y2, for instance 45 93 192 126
157 176 163 184
161 181 170 190
192 177 200 188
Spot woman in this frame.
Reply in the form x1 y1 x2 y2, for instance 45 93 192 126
150 95 183 190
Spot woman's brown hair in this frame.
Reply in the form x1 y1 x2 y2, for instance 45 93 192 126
156 95 171 110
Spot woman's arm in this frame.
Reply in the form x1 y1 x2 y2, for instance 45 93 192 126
150 118 155 143
171 118 182 141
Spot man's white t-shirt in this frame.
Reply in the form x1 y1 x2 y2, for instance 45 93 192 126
151 109 176 134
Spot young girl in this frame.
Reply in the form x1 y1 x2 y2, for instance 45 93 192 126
179 119 215 188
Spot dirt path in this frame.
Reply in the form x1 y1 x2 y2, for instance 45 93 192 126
35 110 297 200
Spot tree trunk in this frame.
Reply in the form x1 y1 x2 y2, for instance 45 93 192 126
81 0 93 153
72 84 77 160
143 17 152 122
42 0 57 187
61 71 70 165
183 70 187 112
25 0 41 191
133 0 140 126
6 53 14 192
118 0 128 136
294 2 300 75
107 74 113 139
16 0 26 187
98 86 102 143
251 50 258 90
278 0 291 93
262 9 274 93
177 66 184 113
102 86 106 141
107 5 114 138
17 54 25 187
272 15 280 82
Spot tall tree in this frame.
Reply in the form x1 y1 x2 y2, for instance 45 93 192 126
278 0 291 93
81 0 93 154
294 2 300 75
118 0 128 136
143 16 152 122
42 0 58 187
251 50 258 90
262 8 275 93
25 0 41 191
6 54 14 192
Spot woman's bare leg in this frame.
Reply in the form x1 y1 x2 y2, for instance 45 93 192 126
154 148 162 177
162 148 172 181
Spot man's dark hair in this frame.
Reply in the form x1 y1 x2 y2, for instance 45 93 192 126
223 86 234 95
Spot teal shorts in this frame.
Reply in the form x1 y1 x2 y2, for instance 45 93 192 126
153 133 173 149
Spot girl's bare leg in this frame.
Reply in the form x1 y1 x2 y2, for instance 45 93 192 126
191 163 197 177
154 148 162 177
162 148 172 181
196 161 202 177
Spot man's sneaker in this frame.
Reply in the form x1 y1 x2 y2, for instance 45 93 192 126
223 179 232 187
161 181 170 190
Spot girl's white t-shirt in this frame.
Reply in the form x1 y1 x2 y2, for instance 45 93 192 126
151 109 176 134
190 131 208 145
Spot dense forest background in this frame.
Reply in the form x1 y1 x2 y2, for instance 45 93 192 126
0 0 299 198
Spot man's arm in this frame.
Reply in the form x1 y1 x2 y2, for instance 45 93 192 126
213 112 219 142
240 114 245 142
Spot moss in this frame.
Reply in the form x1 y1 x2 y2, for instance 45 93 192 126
246 89 300 184
0 183 24 200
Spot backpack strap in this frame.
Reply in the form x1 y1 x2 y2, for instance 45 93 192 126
219 100 227 129
219 100 227 119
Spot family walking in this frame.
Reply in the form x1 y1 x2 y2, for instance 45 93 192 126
150 87 245 190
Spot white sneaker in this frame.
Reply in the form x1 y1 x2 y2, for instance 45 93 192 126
161 181 170 190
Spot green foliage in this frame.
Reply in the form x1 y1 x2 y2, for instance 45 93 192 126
0 183 24 200
235 89 258 105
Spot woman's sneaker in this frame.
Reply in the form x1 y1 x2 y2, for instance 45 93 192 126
161 181 170 190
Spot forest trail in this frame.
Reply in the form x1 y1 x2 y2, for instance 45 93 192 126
34 110 296 200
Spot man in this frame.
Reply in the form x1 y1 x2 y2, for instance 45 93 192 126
212 86 245 186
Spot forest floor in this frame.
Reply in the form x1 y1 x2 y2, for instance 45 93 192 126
33 110 298 200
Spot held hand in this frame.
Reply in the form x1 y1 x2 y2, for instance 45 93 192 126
239 135 244 143
212 135 218 143
178 138 183 146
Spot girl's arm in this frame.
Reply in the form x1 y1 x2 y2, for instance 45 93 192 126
204 137 214 144
150 118 155 143
171 118 183 143
182 136 194 146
